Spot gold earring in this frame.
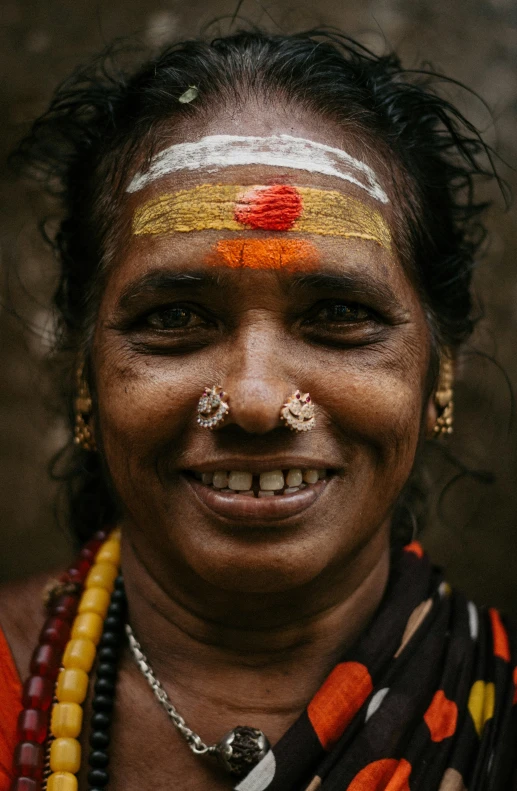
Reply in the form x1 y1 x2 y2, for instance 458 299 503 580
433 354 454 437
280 390 316 432
74 362 97 451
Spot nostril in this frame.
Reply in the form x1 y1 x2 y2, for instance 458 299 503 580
222 379 288 435
228 404 282 435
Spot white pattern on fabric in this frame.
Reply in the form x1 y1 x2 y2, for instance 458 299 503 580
365 687 390 722
234 749 276 791
467 601 479 640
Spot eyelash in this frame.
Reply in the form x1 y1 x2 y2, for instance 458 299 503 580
142 304 210 331
138 301 375 329
302 301 374 326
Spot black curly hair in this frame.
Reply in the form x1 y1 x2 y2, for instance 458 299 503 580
11 28 502 544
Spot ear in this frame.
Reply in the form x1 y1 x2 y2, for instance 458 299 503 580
425 392 438 439
425 349 455 440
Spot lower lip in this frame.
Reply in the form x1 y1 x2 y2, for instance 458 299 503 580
185 476 328 522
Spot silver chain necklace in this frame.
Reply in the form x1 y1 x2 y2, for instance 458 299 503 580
125 623 270 778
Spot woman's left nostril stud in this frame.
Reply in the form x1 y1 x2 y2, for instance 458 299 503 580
196 386 230 429
280 390 316 432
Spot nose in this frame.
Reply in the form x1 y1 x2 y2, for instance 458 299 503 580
218 321 292 434
222 375 288 434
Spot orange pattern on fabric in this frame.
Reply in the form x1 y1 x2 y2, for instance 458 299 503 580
403 541 424 558
234 185 303 231
489 608 511 662
308 661 373 751
208 239 319 271
0 625 22 790
346 758 412 791
424 690 458 742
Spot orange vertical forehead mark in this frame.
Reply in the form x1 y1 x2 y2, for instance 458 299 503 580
233 185 303 231
207 239 319 271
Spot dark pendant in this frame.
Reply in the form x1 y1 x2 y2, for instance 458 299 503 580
215 726 270 777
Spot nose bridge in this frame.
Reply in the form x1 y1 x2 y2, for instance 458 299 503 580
223 319 290 434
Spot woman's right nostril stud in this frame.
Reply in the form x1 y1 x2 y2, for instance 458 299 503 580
196 386 230 430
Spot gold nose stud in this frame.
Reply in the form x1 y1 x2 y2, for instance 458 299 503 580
280 390 315 432
196 386 230 429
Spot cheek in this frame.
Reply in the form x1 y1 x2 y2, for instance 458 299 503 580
94 352 201 469
320 354 427 467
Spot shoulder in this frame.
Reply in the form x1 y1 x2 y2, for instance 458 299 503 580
0 572 56 680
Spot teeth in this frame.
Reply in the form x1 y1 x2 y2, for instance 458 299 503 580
258 490 275 497
238 490 254 496
259 470 285 491
212 471 228 489
196 467 328 493
228 471 253 491
285 469 303 487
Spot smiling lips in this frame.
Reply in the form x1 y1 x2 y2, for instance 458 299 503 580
187 468 330 521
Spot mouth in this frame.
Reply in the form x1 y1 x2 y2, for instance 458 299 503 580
182 467 333 522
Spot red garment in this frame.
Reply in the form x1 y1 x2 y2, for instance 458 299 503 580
0 625 22 791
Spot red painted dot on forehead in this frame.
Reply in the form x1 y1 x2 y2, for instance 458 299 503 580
234 185 303 231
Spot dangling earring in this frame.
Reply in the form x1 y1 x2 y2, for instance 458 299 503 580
433 354 454 437
74 361 96 451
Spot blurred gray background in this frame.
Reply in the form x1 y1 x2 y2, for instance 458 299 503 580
1 0 517 616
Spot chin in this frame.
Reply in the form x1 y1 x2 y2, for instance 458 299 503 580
182 533 334 595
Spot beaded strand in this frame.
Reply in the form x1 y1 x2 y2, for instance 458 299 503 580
87 575 127 791
10 529 120 791
46 530 121 791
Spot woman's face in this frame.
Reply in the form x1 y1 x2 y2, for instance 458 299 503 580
92 108 434 600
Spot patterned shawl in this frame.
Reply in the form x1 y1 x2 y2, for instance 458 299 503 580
234 543 517 791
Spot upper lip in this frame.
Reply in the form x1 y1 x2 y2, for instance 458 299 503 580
184 458 339 473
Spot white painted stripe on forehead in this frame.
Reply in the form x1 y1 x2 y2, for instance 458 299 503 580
126 134 389 203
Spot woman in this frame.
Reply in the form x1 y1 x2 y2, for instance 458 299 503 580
0 29 515 791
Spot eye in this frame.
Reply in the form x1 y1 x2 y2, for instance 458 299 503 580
314 301 371 323
144 306 202 330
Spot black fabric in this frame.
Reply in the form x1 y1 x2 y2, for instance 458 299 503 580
234 545 517 791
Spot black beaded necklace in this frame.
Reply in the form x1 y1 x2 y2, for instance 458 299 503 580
86 575 127 791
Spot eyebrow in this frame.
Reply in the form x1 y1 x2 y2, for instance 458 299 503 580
115 267 405 316
289 272 403 310
117 270 228 311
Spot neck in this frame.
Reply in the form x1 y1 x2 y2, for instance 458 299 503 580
120 527 390 731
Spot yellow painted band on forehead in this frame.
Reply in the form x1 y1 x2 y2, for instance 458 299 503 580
132 184 392 251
